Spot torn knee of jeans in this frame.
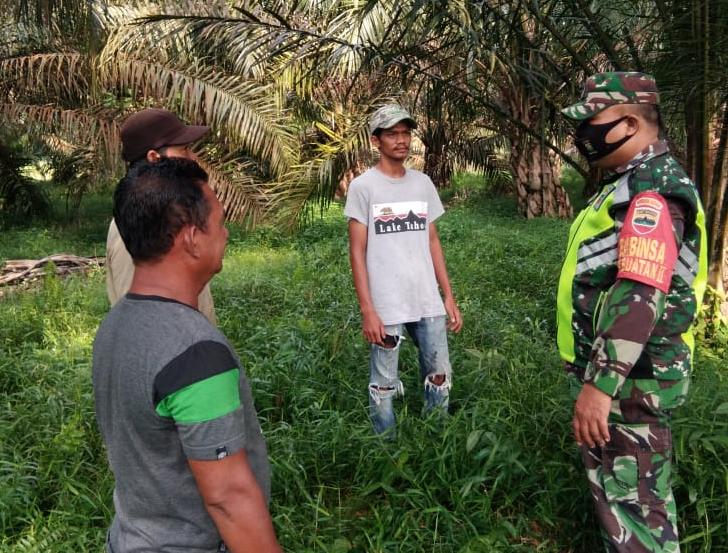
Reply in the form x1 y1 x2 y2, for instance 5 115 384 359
424 373 451 392
368 381 404 404
375 335 403 350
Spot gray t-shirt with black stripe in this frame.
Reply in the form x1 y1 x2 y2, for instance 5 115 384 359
92 294 270 553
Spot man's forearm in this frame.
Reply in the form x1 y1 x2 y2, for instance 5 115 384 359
429 226 454 299
350 248 377 314
206 487 281 553
189 452 281 553
348 221 377 315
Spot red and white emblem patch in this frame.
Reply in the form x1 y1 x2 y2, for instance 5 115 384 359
617 192 677 293
631 195 662 235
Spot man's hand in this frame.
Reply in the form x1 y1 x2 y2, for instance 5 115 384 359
572 382 612 448
362 310 386 346
444 296 463 333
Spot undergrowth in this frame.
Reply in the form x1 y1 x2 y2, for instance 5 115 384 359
0 184 726 552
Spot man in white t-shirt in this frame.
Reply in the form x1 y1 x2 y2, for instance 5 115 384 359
344 104 463 435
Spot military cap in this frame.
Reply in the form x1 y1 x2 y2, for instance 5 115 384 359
369 104 417 134
562 72 660 120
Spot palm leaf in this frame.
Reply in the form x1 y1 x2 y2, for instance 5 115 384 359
194 151 274 227
0 52 89 104
97 55 297 178
269 113 372 226
0 137 51 219
0 103 121 173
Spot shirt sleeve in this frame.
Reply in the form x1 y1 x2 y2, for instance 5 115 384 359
105 219 134 306
426 176 445 223
344 179 369 226
153 340 245 460
585 197 687 397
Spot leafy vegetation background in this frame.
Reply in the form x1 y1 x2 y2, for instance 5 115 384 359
1 176 727 552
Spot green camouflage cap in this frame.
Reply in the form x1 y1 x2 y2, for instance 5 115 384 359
562 72 660 120
369 104 417 134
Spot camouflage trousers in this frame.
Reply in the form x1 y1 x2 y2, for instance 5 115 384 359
571 376 689 553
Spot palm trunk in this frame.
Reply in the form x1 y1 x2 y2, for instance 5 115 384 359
423 137 452 189
687 0 712 206
512 129 572 219
506 82 572 219
706 100 728 291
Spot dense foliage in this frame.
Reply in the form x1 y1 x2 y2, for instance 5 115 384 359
1 179 726 552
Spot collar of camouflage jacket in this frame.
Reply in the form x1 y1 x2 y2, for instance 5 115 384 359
611 139 669 175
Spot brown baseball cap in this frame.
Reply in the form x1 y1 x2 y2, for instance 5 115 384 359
120 108 210 162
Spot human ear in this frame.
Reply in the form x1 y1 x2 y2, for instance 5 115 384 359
624 115 640 136
146 149 162 163
181 225 201 258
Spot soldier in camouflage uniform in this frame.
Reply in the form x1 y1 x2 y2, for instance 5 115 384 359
557 72 708 552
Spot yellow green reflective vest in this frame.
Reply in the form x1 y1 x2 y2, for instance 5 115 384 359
556 147 707 380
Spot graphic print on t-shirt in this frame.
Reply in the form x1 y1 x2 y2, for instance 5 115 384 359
372 201 428 235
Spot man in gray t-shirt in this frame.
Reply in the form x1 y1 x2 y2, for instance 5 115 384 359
344 104 463 435
93 158 281 552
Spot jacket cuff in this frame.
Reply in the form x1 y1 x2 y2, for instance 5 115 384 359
584 364 625 398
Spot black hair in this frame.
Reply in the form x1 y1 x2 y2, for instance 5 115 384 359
113 157 209 263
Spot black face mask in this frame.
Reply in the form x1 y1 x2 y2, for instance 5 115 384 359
574 116 633 163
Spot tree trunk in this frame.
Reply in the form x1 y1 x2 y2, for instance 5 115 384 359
423 132 452 189
420 81 453 189
686 0 712 206
512 129 572 219
336 161 366 199
506 83 572 218
706 100 728 291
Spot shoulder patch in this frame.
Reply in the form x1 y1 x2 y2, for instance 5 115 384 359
617 192 678 292
630 194 662 234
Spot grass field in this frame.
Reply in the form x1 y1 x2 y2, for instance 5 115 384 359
1 177 727 552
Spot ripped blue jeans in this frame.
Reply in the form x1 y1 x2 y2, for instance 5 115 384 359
368 315 452 435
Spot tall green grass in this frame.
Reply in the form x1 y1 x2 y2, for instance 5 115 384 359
0 186 726 552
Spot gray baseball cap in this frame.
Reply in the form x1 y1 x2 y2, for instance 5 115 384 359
369 104 417 134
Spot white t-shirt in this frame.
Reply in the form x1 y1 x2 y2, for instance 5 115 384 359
344 167 446 325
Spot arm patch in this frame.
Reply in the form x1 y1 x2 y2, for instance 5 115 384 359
616 192 677 293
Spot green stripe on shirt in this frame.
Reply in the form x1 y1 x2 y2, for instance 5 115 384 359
155 368 241 424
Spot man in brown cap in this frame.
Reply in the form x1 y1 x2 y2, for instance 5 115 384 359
557 72 707 552
106 108 216 324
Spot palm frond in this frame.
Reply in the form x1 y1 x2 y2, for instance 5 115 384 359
0 103 121 174
96 4 236 71
92 0 231 31
194 151 274 227
0 52 89 103
97 55 298 177
269 113 372 226
449 133 509 174
0 137 50 220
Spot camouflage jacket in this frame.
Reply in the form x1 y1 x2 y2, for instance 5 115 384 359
557 140 708 397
